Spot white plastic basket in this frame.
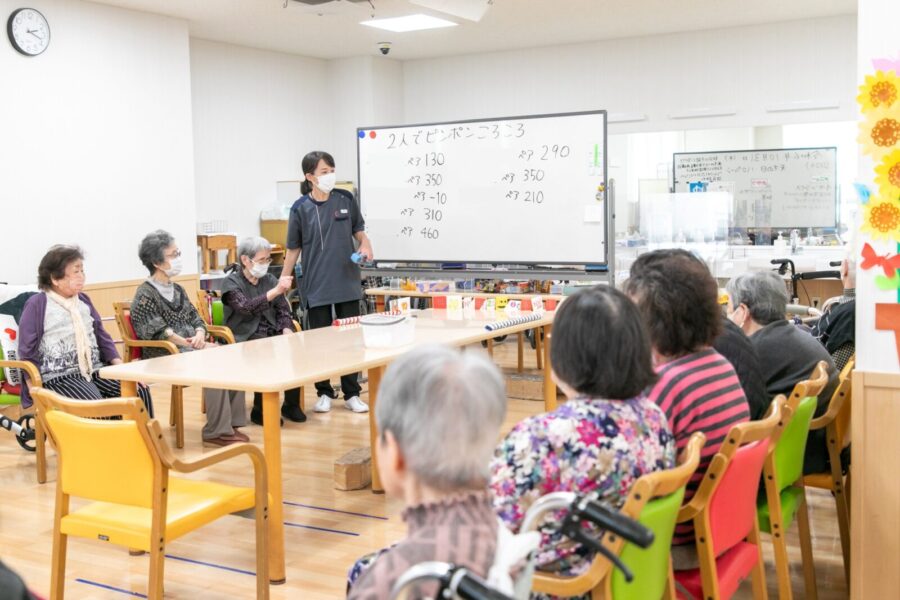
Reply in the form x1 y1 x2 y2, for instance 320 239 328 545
359 314 415 348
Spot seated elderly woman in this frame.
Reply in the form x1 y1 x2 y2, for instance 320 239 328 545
17 245 152 413
491 286 675 584
726 270 839 473
130 230 244 447
624 250 749 566
347 345 508 599
221 237 303 424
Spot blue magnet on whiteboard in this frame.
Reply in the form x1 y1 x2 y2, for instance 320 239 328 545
358 130 366 138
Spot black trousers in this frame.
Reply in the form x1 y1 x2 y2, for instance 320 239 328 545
252 387 301 412
307 299 362 398
43 371 154 418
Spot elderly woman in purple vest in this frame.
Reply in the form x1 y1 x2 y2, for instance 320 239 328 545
17 245 153 414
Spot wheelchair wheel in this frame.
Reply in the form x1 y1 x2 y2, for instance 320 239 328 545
16 414 36 452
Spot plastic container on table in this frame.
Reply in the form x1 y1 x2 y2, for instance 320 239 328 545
360 314 415 348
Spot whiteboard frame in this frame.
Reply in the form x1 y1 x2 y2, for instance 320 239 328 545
356 109 609 267
671 146 838 230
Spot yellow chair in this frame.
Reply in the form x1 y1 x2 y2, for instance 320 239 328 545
803 357 854 587
32 387 269 600
0 359 47 483
531 433 706 600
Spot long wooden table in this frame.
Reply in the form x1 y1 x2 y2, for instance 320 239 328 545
99 308 556 585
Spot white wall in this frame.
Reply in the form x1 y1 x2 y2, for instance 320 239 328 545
189 39 332 243
328 56 404 185
0 0 196 284
855 0 900 373
401 16 857 134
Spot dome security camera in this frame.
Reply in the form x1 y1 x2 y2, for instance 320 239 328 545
378 42 392 56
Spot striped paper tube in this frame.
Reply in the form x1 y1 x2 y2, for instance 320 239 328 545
484 312 543 331
332 310 401 327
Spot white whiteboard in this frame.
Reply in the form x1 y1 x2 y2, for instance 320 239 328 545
357 111 608 265
672 147 837 229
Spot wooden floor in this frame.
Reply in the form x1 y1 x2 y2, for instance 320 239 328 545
0 342 849 599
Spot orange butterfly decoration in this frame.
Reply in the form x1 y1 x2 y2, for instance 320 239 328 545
861 242 900 277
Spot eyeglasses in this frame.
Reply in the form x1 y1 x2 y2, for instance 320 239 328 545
253 257 273 265
166 250 182 259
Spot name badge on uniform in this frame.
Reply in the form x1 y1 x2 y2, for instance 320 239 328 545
335 208 349 220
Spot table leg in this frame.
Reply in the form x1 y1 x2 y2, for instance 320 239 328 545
368 366 384 494
486 338 494 357
542 325 556 412
261 391 286 584
517 332 524 373
534 326 543 371
200 241 210 274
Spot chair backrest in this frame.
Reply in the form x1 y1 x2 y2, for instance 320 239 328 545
32 387 156 507
610 433 707 600
772 361 830 490
112 301 141 362
197 289 227 325
692 397 786 557
831 358 854 450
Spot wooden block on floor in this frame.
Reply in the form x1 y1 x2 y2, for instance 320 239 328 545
505 372 546 401
334 446 372 490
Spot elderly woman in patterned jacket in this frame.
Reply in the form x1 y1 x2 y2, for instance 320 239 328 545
130 230 244 447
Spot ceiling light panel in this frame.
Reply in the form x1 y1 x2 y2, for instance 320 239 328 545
361 13 458 32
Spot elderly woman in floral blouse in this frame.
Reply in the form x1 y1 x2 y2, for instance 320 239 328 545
490 286 675 583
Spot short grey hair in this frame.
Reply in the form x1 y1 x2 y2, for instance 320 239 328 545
376 345 507 491
138 230 175 275
726 271 788 325
238 236 272 262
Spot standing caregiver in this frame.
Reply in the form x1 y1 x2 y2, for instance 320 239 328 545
280 151 374 414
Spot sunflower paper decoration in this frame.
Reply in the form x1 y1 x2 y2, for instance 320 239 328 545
860 106 900 160
862 194 900 241
858 70 900 112
876 149 900 201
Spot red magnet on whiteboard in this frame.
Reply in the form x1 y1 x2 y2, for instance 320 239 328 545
369 131 377 138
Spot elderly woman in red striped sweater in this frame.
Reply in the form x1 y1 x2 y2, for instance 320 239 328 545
625 249 751 569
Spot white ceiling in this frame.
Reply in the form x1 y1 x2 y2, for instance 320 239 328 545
86 0 857 61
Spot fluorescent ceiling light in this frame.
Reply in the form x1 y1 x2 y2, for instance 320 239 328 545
361 14 457 32
608 112 647 124
669 107 737 119
409 0 491 22
765 100 841 113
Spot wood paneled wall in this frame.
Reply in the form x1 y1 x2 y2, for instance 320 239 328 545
851 370 900 598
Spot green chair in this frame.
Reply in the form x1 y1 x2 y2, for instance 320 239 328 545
757 361 830 600
532 433 706 600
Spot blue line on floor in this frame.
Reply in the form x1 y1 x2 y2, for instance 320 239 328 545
75 579 147 597
284 521 360 536
283 500 388 521
165 553 255 576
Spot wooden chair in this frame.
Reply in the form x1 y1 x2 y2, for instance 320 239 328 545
112 302 187 448
0 359 47 483
803 357 854 587
32 386 269 600
674 396 788 600
196 289 304 411
531 432 707 600
757 361 829 600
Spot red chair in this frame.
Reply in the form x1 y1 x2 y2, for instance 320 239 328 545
674 396 788 600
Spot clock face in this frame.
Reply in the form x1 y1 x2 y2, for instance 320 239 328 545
8 8 50 56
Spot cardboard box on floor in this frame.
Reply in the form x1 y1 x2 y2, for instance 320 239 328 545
504 371 559 401
334 446 372 490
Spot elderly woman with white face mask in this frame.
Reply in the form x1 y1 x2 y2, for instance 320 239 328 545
221 236 304 425
17 245 153 413
130 230 245 447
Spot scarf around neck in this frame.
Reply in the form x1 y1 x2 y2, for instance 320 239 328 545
46 290 93 381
